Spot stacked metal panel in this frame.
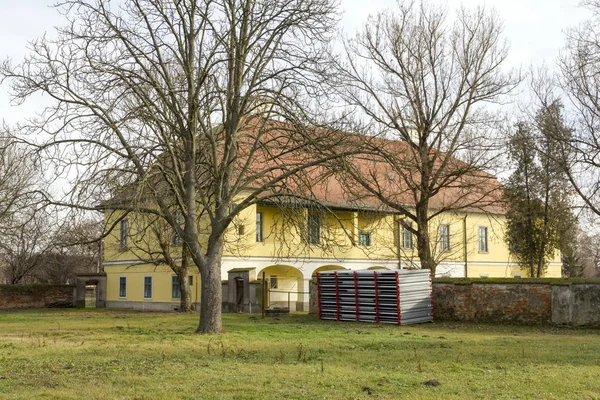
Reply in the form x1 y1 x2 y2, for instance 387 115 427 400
316 269 433 325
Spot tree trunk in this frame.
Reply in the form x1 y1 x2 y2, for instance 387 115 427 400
196 236 224 334
178 248 192 312
537 160 552 278
523 152 536 278
415 207 436 275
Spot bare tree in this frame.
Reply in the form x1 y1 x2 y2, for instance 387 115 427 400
332 1 517 274
0 208 53 284
0 137 49 284
40 218 102 284
1 0 351 333
124 212 193 312
0 138 37 231
559 0 600 217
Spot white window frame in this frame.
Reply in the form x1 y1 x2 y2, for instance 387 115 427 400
307 212 321 245
118 276 127 298
358 231 371 246
119 218 128 250
402 222 413 250
439 224 450 252
270 275 278 289
172 212 183 246
478 226 489 253
143 275 153 300
256 212 263 242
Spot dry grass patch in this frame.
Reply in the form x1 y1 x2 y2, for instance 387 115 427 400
0 309 599 399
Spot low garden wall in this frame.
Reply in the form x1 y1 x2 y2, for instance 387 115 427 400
309 277 600 327
0 285 76 309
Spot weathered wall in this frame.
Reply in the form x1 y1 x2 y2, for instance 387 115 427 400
309 280 318 314
552 284 600 327
0 285 76 309
309 279 600 327
433 283 552 324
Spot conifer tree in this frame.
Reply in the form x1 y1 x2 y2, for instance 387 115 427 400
504 101 576 277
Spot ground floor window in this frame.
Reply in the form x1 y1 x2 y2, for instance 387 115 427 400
119 276 127 298
144 276 152 299
172 275 181 299
270 275 278 289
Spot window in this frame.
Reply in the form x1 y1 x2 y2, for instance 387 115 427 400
358 231 371 246
188 276 193 286
119 218 128 250
172 275 181 299
270 276 278 289
143 276 152 299
439 224 450 252
118 276 127 298
172 212 183 246
402 222 413 249
256 212 263 242
478 226 489 253
307 212 321 245
237 224 245 235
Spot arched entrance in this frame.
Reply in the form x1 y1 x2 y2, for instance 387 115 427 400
257 265 305 311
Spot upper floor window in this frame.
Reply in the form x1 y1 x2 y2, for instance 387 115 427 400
256 212 263 242
358 231 371 246
439 224 450 252
237 224 246 235
172 212 183 246
478 226 489 253
119 218 128 250
402 222 413 249
307 212 321 245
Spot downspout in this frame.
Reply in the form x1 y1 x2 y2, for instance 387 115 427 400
463 214 468 278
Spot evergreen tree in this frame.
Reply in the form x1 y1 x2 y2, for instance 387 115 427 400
504 101 576 277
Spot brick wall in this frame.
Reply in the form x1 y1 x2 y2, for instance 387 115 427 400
0 285 76 309
433 282 553 324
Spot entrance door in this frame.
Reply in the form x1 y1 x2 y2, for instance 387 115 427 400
235 278 244 312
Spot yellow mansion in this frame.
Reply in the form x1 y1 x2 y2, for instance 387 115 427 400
101 142 562 311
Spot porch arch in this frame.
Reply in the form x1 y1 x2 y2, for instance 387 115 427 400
257 265 305 311
312 265 347 277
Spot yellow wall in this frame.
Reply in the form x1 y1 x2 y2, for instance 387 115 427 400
103 204 563 304
105 263 201 304
104 205 563 269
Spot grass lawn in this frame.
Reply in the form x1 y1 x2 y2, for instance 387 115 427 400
0 309 599 399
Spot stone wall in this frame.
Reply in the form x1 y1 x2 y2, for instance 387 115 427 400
433 282 552 324
0 285 76 309
552 284 600 327
309 278 600 327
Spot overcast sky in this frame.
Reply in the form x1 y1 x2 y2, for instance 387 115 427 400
0 0 591 122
